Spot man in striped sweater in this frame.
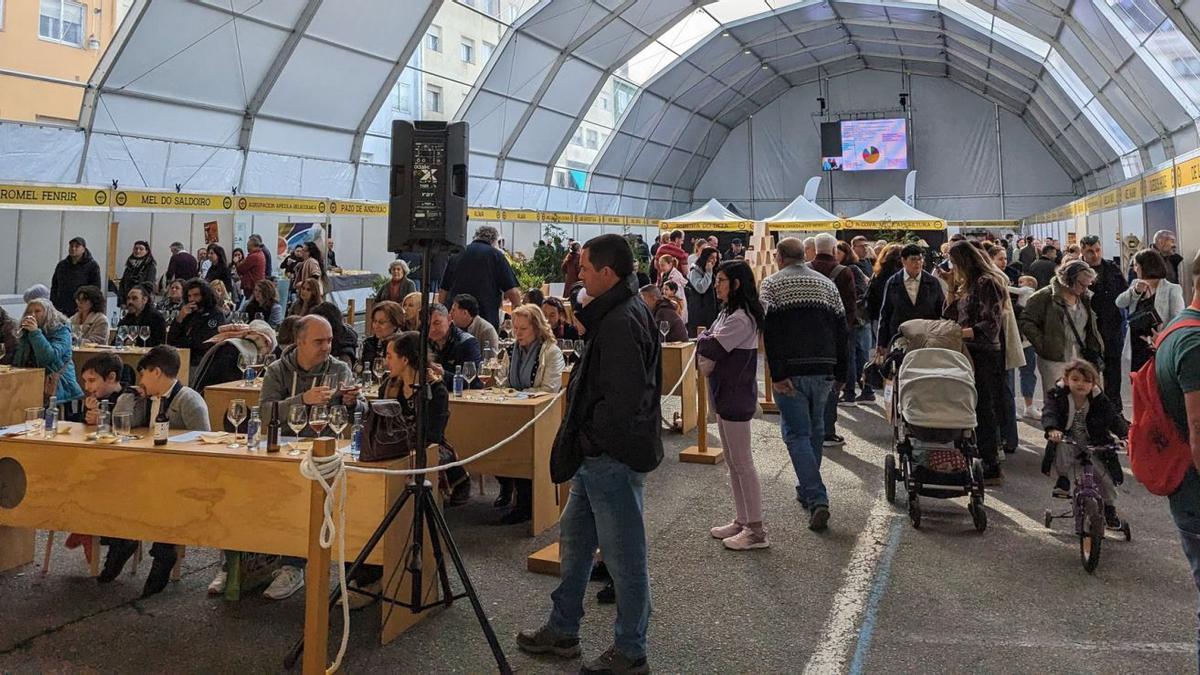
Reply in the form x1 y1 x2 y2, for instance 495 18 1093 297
760 237 849 531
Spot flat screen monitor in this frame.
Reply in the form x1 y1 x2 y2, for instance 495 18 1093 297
820 118 908 171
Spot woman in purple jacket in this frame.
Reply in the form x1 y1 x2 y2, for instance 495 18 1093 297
697 260 768 550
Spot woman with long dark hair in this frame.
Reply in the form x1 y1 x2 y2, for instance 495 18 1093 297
119 240 157 305
168 278 228 366
686 247 721 337
205 244 238 306
298 241 325 284
697 260 768 550
944 240 1009 482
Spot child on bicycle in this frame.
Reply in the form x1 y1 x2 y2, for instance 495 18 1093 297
1041 359 1128 529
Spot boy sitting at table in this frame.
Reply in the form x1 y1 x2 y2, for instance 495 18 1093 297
104 345 210 597
79 354 132 425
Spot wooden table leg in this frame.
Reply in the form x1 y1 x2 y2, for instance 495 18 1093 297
0 527 34 574
527 482 571 576
678 356 698 433
302 439 335 675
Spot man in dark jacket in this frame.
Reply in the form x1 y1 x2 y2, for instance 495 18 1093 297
1029 245 1059 289
808 233 857 445
438 225 521 328
761 237 847 531
878 244 946 350
1080 235 1129 414
518 234 660 674
165 242 198 283
426 303 482 390
167 279 228 368
639 284 688 342
51 236 102 317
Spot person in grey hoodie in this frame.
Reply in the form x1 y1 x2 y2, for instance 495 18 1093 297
256 314 362 601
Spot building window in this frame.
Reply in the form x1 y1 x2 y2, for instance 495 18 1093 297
426 84 443 113
460 38 475 64
426 25 442 52
599 93 611 111
395 82 411 114
459 0 475 7
39 0 84 46
507 6 519 22
571 128 584 147
484 0 499 17
482 41 495 63
585 128 599 149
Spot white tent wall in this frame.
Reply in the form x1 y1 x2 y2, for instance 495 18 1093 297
1173 177 1200 300
0 211 18 294
8 210 111 297
0 124 85 184
1099 210 1120 260
693 71 1075 221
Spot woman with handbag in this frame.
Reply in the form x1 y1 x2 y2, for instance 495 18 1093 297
14 298 83 412
1117 249 1186 372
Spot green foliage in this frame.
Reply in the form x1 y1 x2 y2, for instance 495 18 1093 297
526 224 568 285
510 253 545 291
371 274 389 294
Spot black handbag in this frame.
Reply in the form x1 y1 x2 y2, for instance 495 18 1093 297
359 400 417 462
1127 300 1161 335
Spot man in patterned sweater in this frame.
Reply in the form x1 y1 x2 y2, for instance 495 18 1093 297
760 237 848 531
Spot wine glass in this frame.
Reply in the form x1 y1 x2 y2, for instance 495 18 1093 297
322 371 343 391
309 404 330 438
138 325 151 347
373 357 387 382
226 399 248 448
501 317 513 338
573 339 585 357
462 362 477 391
115 325 128 349
658 320 670 343
238 353 255 387
287 406 308 456
328 405 348 440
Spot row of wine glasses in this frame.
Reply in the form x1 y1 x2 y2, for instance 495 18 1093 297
111 325 151 349
236 352 276 386
284 404 350 456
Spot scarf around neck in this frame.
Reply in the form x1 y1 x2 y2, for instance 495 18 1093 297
509 340 542 390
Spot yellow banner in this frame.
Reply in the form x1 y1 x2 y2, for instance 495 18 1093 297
1084 195 1103 213
1144 167 1175 198
1120 181 1142 204
236 195 327 215
576 214 601 224
1176 156 1200 190
0 183 109 209
540 211 576 223
330 200 388 216
467 207 501 220
114 190 231 211
625 216 647 226
1100 189 1119 210
504 209 538 221
844 220 946 231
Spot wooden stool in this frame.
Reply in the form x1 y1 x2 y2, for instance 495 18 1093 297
41 532 100 577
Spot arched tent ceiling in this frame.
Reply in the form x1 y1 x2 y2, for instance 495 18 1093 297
79 0 442 178
460 0 1200 200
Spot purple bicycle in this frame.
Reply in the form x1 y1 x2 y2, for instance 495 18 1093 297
1042 442 1131 574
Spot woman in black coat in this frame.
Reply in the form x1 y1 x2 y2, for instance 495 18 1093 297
205 244 239 306
119 241 157 306
685 247 720 336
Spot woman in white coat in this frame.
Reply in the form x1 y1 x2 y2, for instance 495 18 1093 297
1116 248 1186 372
495 303 565 525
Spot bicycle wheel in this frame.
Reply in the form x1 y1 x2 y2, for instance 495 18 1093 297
1079 497 1104 574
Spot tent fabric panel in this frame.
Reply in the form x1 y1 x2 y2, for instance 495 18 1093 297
259 38 394 129
520 0 617 51
508 109 580 161
539 59 608 115
250 118 353 159
0 124 85 184
459 91 531 156
305 0 429 62
92 94 243 148
82 133 171 188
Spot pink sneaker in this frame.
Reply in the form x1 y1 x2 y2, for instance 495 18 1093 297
710 521 743 539
723 527 769 551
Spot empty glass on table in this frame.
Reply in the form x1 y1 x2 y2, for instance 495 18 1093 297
329 405 348 440
226 399 248 448
113 412 133 442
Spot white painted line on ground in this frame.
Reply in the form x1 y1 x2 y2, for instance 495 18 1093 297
892 633 1193 654
802 501 900 675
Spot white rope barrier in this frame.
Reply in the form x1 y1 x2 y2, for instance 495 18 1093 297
299 346 697 672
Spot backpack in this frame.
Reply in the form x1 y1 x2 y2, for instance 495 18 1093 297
1127 318 1200 496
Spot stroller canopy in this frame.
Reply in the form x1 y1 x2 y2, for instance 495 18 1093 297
897 348 977 430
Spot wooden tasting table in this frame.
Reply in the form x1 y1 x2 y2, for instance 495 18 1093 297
661 342 697 433
72 345 191 387
203 380 565 537
0 367 45 425
0 422 435 645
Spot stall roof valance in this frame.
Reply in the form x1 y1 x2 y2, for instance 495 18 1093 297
659 198 753 230
846 196 946 230
763 194 839 231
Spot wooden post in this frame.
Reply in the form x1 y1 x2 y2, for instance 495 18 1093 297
759 336 778 414
302 438 336 675
679 358 724 465
364 299 375 327
346 298 356 327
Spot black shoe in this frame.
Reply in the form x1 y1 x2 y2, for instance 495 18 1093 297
795 486 808 510
141 554 176 598
822 434 845 447
596 580 615 604
493 487 513 509
1003 445 1017 455
838 392 858 406
497 508 532 525
982 463 1004 486
808 505 830 531
1104 505 1123 531
590 561 610 582
515 624 581 658
1052 476 1071 499
856 391 876 403
97 540 137 584
447 481 471 507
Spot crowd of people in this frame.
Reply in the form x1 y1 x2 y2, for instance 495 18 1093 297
6 220 1200 674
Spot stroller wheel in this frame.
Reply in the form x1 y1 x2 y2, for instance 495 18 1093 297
970 501 987 532
908 494 921 529
970 459 986 503
1043 509 1053 529
884 454 897 504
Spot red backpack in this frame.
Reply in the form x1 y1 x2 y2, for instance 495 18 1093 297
1128 318 1200 496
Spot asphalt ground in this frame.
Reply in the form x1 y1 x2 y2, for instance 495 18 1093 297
1 391 1196 673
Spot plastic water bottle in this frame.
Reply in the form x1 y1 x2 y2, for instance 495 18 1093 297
349 412 364 460
44 397 58 437
453 365 464 397
244 364 256 386
245 407 261 451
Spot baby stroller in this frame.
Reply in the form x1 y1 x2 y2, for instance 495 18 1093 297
883 347 987 531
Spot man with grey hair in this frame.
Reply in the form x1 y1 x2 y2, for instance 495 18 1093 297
802 237 816 262
1154 229 1184 284
808 232 858 446
439 225 522 328
1019 259 1103 393
165 241 199 283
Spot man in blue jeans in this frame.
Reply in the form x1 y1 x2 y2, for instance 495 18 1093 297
760 237 848 531
517 234 662 674
1157 250 1200 660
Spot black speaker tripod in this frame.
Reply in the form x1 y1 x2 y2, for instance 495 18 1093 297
283 243 511 673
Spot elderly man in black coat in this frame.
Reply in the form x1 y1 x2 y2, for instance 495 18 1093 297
877 243 947 351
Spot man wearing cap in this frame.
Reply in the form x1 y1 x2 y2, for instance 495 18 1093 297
724 238 746 260
50 236 102 317
165 242 199 282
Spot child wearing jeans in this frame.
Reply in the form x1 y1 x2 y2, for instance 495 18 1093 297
1040 359 1128 529
1010 275 1040 417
